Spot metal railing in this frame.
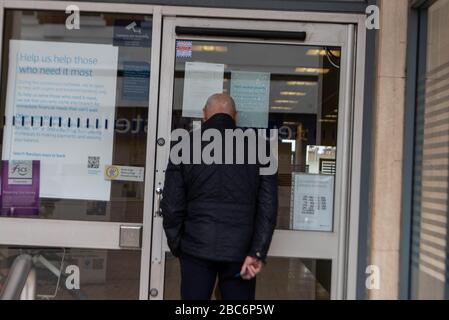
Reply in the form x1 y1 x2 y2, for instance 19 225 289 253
0 254 36 300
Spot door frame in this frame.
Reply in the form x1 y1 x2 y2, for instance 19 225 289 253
0 0 162 300
150 11 366 300
0 0 368 300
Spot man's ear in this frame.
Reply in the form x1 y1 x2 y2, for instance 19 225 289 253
203 108 208 121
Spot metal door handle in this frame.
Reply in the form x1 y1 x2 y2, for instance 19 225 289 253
155 187 163 217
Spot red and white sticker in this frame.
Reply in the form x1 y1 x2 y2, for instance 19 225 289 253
176 40 192 58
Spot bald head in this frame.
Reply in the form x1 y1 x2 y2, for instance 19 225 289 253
203 93 237 122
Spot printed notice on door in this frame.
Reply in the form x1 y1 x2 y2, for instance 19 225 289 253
290 173 334 232
230 71 270 128
182 62 224 118
2 40 119 201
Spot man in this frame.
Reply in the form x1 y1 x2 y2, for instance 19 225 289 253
161 93 278 300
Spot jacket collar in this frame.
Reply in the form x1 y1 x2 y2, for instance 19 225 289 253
203 113 236 130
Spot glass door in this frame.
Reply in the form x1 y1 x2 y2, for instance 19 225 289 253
150 17 355 300
0 6 159 299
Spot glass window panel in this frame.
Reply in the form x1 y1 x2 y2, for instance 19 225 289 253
410 0 449 300
163 253 331 300
0 10 153 222
171 40 340 231
0 246 140 299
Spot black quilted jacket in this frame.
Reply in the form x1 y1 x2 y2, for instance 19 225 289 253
161 113 278 262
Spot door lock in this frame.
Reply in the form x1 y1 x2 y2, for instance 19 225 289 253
150 288 158 297
157 137 165 146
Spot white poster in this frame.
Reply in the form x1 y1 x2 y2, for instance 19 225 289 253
291 173 334 232
230 71 270 128
2 40 119 201
182 62 224 118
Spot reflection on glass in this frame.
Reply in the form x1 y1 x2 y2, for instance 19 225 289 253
0 10 153 222
410 0 449 300
0 246 140 299
163 253 331 300
257 257 331 300
171 40 340 231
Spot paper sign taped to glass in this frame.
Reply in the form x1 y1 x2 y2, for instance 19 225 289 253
182 62 224 118
230 71 270 128
290 173 334 232
0 160 40 216
121 61 150 102
2 40 119 201
113 19 152 48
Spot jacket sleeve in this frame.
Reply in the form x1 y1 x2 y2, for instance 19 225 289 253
248 172 278 262
160 159 187 257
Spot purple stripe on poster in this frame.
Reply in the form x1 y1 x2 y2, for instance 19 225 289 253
1 160 40 216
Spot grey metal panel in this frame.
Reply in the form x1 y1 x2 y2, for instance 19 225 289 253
411 7 428 301
400 2 430 300
446 136 449 300
355 0 377 300
399 6 419 301
46 0 371 13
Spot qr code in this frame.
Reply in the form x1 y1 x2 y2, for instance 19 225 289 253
88 156 100 169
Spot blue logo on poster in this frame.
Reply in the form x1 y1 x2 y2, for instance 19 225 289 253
113 20 152 48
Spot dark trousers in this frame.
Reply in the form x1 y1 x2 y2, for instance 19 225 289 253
179 253 256 300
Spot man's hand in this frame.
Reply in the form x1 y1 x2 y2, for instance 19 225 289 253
240 256 263 280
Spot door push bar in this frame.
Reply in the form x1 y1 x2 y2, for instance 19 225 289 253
175 26 307 41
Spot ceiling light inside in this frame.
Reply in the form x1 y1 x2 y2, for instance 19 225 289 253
274 100 299 104
271 106 292 111
306 49 341 57
280 91 306 97
286 81 317 86
192 45 228 52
